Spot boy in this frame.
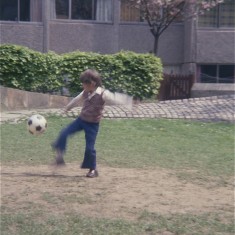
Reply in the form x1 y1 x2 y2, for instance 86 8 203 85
51 69 132 178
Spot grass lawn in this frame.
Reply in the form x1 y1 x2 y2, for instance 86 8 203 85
0 117 234 235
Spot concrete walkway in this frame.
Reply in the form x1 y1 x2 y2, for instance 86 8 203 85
1 95 234 124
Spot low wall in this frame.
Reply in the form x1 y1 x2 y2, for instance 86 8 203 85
0 86 72 111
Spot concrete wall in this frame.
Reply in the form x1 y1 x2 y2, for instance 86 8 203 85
119 23 184 66
49 22 119 54
0 86 72 111
0 22 44 52
48 21 184 67
191 83 235 98
196 30 235 63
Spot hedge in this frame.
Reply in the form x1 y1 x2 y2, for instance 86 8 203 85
0 44 163 99
0 44 63 93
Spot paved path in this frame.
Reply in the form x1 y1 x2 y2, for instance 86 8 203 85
1 95 234 124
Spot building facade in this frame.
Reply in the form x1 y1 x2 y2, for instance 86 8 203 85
0 0 234 83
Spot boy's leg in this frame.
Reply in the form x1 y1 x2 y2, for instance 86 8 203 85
52 117 83 164
81 122 99 174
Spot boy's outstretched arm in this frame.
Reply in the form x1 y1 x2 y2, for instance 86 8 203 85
64 91 84 112
103 89 133 109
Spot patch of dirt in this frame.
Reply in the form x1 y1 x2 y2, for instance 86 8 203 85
1 163 233 220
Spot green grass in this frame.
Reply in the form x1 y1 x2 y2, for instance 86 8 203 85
1 117 234 177
1 117 234 235
1 210 234 235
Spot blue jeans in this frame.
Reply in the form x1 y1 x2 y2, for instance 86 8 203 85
53 117 99 170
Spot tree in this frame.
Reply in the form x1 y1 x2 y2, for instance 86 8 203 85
129 0 225 55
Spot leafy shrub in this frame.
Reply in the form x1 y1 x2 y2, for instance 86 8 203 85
105 51 163 99
61 51 163 99
60 51 102 95
0 45 163 99
0 44 63 93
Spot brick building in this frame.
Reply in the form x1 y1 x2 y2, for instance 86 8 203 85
0 0 234 83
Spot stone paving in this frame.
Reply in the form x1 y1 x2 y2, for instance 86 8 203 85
1 95 234 124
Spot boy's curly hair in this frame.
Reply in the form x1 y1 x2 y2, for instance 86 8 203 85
80 69 102 87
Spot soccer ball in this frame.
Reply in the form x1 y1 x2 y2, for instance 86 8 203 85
27 114 47 135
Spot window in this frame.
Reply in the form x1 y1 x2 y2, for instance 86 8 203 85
120 0 143 22
198 1 235 27
120 0 184 23
199 65 235 83
72 0 94 20
0 0 42 22
56 0 69 19
55 0 112 22
0 0 18 21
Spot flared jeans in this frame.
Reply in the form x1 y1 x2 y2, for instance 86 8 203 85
53 117 99 170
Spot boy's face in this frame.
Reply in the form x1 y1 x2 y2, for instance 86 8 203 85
82 81 96 92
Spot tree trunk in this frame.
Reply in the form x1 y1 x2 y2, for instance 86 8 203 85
153 35 160 56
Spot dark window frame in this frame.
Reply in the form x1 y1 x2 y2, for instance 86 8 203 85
0 0 42 22
198 64 235 83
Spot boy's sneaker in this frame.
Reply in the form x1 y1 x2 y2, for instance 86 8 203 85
86 170 98 178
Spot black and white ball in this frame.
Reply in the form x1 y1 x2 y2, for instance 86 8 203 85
27 114 47 135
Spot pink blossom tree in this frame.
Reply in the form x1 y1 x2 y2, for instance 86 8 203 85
129 0 225 55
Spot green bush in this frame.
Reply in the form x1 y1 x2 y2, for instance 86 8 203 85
0 44 63 93
107 51 162 99
61 51 163 99
60 51 102 94
0 44 163 99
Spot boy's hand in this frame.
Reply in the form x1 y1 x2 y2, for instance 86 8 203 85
57 108 68 116
62 108 68 113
